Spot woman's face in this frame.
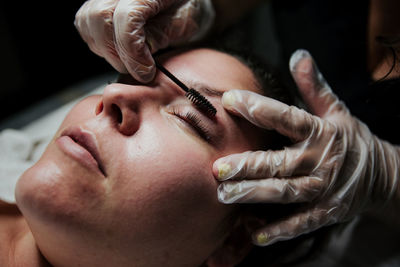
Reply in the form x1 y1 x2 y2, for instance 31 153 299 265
16 48 266 267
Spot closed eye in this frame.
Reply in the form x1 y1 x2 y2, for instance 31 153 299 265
171 108 212 142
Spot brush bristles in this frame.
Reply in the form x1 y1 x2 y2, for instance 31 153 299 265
186 89 217 117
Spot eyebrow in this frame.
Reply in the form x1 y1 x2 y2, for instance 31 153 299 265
185 81 224 98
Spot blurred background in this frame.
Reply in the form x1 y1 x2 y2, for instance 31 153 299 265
0 2 114 128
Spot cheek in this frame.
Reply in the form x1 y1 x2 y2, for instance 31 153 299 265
107 128 226 244
112 137 217 214
58 96 100 132
109 118 216 202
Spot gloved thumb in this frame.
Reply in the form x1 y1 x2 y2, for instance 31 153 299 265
289 49 346 117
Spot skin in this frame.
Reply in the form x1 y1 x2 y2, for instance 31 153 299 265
5 48 267 267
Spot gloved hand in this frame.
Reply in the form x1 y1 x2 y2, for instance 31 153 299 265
74 0 215 82
213 49 400 246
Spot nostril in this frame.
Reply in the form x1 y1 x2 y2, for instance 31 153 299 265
112 104 123 124
95 101 104 115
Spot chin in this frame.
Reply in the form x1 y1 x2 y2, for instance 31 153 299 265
16 163 64 222
16 157 103 228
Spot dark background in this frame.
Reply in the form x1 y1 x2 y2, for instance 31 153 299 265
0 2 112 124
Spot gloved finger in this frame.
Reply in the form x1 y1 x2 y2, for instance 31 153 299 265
251 205 333 246
213 148 308 181
75 0 126 73
221 90 317 142
113 0 176 82
74 0 103 56
217 176 323 204
289 49 347 117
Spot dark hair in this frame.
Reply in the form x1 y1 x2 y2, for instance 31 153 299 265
359 35 400 144
373 35 400 82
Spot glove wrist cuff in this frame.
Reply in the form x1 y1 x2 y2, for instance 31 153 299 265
370 136 400 208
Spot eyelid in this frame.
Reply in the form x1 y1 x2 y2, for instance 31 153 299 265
170 107 213 142
166 98 227 144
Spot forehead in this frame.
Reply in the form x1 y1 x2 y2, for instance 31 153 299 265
158 48 262 95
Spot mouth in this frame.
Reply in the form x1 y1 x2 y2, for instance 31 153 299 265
57 126 107 176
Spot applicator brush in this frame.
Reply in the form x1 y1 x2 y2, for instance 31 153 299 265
155 62 217 117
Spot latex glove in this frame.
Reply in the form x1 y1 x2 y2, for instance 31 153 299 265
74 0 215 82
213 49 400 246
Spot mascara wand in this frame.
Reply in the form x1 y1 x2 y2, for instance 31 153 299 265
155 62 217 117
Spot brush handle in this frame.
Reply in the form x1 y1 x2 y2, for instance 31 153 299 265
155 61 189 93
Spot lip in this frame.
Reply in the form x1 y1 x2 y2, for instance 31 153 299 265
56 126 106 176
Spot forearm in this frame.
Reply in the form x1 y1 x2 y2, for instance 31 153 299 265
210 0 265 33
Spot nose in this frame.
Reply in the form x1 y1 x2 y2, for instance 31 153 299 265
100 83 155 136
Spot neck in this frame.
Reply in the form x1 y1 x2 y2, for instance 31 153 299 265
1 202 51 267
10 230 52 267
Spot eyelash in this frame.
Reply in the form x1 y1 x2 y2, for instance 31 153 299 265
172 108 212 142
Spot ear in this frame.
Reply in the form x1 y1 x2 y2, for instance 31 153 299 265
205 219 254 267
